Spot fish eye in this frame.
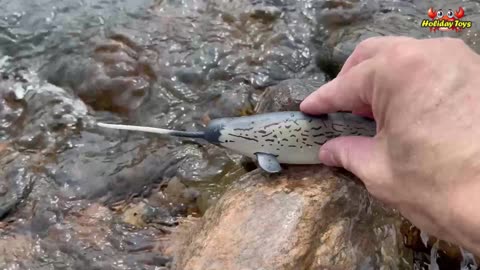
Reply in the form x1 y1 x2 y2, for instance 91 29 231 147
437 10 443 18
447 10 454 18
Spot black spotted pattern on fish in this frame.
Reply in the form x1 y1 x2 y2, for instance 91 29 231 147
234 127 254 131
311 126 322 130
332 124 344 132
312 133 325 137
282 138 288 142
285 125 291 129
227 133 259 142
294 127 301 132
257 130 267 134
290 135 295 138
265 139 274 142
264 122 281 129
261 131 274 137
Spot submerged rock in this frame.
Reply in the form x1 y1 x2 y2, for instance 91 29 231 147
42 34 156 113
0 202 172 270
312 0 480 77
166 166 411 270
254 78 326 113
0 76 26 140
0 150 35 220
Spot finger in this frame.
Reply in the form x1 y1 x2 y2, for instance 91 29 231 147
352 108 374 119
300 58 375 115
337 36 414 77
319 136 388 193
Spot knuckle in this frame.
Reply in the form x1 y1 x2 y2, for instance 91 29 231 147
387 43 426 67
356 36 381 52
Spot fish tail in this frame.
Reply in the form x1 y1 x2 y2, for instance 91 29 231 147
97 122 205 139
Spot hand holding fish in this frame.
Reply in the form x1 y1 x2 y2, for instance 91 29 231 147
301 36 480 255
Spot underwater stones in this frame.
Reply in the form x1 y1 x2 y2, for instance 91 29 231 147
43 34 155 113
312 0 429 76
0 152 35 220
15 82 89 151
201 81 258 119
49 131 189 202
0 76 26 140
312 0 480 77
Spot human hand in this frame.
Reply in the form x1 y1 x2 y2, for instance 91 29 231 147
301 36 480 255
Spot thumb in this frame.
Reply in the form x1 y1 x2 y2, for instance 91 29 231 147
319 136 383 183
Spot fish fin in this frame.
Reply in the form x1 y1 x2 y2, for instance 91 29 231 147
255 152 282 173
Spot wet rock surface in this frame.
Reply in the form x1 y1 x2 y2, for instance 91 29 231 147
0 0 479 269
43 35 156 113
255 78 326 113
166 166 411 270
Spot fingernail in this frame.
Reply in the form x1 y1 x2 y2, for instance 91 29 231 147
319 149 339 167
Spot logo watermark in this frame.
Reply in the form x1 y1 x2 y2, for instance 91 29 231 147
421 7 472 32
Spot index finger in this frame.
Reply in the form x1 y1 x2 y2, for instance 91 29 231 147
300 36 413 115
336 36 414 77
300 58 376 115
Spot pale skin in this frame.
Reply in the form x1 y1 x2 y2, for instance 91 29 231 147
300 36 480 255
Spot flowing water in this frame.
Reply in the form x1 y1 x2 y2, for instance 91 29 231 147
1 0 480 269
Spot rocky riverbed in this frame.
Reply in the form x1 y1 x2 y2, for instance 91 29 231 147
1 0 480 269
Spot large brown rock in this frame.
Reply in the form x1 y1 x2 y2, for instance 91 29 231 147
165 166 411 270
